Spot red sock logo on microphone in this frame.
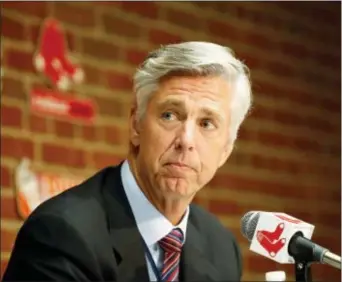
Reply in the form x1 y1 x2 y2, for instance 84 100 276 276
257 223 286 257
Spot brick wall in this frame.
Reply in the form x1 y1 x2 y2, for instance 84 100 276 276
1 2 341 281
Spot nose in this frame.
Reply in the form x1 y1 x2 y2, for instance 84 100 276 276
175 120 196 152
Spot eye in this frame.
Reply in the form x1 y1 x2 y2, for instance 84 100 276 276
200 119 216 130
161 111 176 121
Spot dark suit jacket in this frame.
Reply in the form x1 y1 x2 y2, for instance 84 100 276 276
3 163 242 281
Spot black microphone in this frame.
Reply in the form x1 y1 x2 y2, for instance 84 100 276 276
241 211 341 270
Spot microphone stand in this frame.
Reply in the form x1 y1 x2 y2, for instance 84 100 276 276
289 232 341 281
289 233 314 282
294 259 312 282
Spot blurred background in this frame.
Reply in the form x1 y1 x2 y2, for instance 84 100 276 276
1 1 341 281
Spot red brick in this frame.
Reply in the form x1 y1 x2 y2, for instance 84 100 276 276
42 143 86 168
320 98 340 113
0 105 22 128
82 64 104 86
106 71 132 91
91 152 123 170
209 172 310 199
234 5 272 26
314 233 341 253
53 120 75 139
5 49 34 73
306 4 340 26
2 77 27 101
237 127 254 142
331 145 341 156
250 105 274 120
29 114 48 133
256 131 293 148
208 200 245 216
265 61 294 77
81 125 99 142
284 88 315 106
121 1 159 19
1 2 48 18
246 254 278 274
81 37 120 61
1 135 34 160
53 2 95 27
1 229 16 252
165 9 204 30
253 79 287 100
294 137 320 152
65 30 77 52
235 50 261 69
207 20 241 41
273 110 300 127
288 211 315 224
312 52 341 69
280 41 309 59
125 48 148 66
1 165 12 188
94 96 127 118
1 15 26 40
28 23 41 46
103 14 143 38
317 214 341 232
0 197 19 219
243 31 274 49
149 29 183 45
249 154 270 170
304 116 333 132
102 125 123 145
312 264 341 282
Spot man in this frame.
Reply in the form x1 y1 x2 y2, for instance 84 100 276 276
3 41 252 281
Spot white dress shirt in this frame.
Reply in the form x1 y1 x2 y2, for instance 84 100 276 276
120 160 189 281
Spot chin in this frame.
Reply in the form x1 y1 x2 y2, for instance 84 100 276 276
160 177 195 198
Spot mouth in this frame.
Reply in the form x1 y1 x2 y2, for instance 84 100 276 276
165 162 194 171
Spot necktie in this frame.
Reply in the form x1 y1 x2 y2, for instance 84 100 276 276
159 228 184 281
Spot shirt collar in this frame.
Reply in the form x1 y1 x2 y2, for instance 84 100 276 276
120 160 189 247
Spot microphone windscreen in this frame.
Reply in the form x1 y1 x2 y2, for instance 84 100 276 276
241 211 260 241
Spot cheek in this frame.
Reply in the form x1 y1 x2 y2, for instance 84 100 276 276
140 125 174 160
198 140 226 172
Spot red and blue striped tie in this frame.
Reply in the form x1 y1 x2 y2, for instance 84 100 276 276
159 228 184 281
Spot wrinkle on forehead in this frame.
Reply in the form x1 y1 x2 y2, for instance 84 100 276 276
161 75 231 97
152 76 232 123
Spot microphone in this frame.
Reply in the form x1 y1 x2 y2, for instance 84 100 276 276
241 211 341 269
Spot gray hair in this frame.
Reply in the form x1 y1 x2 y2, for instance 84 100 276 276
133 41 252 142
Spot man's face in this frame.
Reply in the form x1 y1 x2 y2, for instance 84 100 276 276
130 75 234 200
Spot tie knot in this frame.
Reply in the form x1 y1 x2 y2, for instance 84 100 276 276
159 228 184 253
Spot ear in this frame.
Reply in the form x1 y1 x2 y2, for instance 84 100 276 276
218 142 234 168
129 104 141 147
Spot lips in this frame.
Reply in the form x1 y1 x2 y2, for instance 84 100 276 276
165 162 194 171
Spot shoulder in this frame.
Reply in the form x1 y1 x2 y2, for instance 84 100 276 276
26 165 120 236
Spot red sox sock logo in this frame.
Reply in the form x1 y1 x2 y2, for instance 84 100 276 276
33 18 84 91
256 222 286 257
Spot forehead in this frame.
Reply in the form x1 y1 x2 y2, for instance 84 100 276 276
150 75 232 114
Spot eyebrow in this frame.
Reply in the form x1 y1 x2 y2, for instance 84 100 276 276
157 98 225 121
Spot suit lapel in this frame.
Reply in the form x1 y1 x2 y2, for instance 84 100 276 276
181 213 221 281
100 164 220 281
102 164 150 282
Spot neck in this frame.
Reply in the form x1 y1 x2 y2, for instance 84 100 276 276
127 156 190 225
